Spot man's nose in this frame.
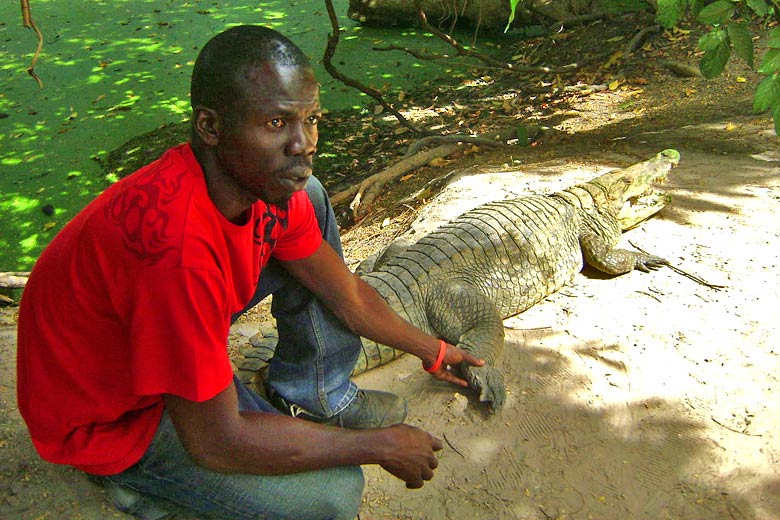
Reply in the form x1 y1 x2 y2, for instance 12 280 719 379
286 122 317 156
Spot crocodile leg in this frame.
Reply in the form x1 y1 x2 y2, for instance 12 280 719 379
580 231 668 275
425 279 507 411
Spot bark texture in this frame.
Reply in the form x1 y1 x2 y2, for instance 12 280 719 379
347 0 599 31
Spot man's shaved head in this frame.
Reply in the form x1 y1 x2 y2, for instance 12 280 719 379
190 25 311 112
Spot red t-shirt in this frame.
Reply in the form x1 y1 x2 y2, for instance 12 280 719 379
16 143 322 475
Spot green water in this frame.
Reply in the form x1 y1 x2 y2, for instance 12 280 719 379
0 0 462 270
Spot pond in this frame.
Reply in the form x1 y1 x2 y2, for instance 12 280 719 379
0 0 471 270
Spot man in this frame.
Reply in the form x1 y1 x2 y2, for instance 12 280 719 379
16 25 484 520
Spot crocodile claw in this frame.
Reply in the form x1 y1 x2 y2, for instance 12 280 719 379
462 364 506 412
635 254 668 273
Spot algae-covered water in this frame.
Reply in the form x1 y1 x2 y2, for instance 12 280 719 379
0 0 460 271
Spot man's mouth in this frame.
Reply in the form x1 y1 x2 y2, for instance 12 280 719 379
278 168 311 192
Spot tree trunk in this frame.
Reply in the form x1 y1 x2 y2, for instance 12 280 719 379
347 0 601 32
348 0 511 32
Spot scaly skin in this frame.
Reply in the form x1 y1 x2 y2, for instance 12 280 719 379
355 149 679 412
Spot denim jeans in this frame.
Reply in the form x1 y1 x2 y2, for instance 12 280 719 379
96 376 364 520
96 177 365 519
238 175 362 417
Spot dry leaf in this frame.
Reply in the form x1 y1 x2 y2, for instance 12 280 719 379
603 51 624 69
42 222 56 232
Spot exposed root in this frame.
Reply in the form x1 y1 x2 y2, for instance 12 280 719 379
0 272 29 289
331 125 541 218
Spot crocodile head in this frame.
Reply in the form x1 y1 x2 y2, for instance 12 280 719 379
592 148 679 230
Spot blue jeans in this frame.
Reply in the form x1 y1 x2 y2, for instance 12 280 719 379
240 175 362 417
96 377 364 520
96 177 365 519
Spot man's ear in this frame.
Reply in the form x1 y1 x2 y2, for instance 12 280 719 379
192 106 220 146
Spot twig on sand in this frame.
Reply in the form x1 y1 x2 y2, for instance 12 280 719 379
629 242 727 291
443 433 465 458
710 416 762 437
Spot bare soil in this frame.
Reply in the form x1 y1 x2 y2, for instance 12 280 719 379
2 16 780 520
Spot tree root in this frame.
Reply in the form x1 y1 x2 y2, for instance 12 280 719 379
657 59 703 78
624 24 661 58
0 272 29 289
331 125 542 218
322 0 429 135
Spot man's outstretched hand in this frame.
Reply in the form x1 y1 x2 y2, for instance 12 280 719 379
376 424 443 489
426 342 484 388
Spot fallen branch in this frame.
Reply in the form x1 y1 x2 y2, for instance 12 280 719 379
657 59 703 78
548 11 610 32
332 125 540 218
21 0 44 88
322 0 429 135
0 272 30 289
624 24 661 58
403 134 508 157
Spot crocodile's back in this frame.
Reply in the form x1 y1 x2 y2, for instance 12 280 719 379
363 195 585 320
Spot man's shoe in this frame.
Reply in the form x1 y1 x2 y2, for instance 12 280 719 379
266 387 407 429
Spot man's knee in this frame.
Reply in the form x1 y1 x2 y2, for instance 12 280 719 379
308 465 364 520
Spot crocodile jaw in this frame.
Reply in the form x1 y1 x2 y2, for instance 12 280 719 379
617 191 671 230
599 149 679 230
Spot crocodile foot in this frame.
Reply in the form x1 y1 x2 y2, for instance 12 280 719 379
461 364 506 412
635 253 669 272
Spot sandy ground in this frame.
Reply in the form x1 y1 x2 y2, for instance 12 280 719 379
2 113 779 519
348 116 780 520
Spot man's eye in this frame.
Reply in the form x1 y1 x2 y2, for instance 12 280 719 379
268 119 285 129
307 115 320 125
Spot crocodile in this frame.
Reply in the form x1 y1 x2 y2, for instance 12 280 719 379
352 149 680 411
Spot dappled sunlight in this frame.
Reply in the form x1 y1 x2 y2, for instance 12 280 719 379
0 0 476 271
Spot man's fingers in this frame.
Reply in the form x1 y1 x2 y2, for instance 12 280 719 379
464 352 485 367
434 368 470 388
406 465 435 489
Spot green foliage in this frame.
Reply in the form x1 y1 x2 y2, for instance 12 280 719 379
753 73 780 112
697 0 736 24
747 0 771 16
501 0 780 133
698 28 731 78
758 48 780 73
652 0 780 133
657 0 689 28
505 0 519 33
728 23 754 68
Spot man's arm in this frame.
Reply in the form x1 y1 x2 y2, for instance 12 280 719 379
163 382 442 488
279 241 484 387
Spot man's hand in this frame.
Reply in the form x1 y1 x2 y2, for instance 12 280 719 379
426 342 484 388
376 425 443 488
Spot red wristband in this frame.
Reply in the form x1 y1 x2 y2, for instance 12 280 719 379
423 340 447 373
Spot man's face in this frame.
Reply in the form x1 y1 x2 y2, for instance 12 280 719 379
216 62 321 206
